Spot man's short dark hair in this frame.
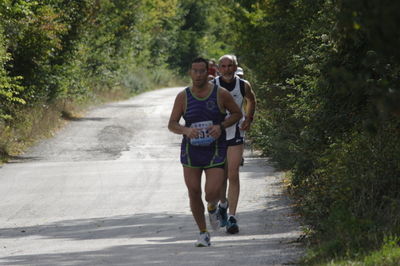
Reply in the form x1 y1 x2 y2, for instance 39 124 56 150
191 57 209 70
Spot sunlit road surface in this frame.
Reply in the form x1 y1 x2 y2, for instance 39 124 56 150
0 87 303 265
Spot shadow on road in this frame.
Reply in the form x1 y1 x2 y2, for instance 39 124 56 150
0 196 302 265
62 116 109 122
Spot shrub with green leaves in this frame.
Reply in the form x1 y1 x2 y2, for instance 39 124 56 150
0 25 25 121
218 0 400 262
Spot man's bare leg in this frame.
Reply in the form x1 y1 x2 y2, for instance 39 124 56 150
204 167 225 230
204 167 225 205
218 166 228 203
225 144 244 234
227 144 244 216
183 167 206 231
184 167 225 231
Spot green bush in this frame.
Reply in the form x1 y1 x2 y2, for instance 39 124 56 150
0 20 25 120
1 0 230 163
218 0 400 262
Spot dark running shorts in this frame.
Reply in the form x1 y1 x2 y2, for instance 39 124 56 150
226 136 244 146
180 139 227 169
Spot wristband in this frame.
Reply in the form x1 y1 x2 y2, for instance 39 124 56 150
219 123 225 131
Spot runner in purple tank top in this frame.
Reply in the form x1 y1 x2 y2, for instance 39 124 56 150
180 84 226 168
168 57 241 247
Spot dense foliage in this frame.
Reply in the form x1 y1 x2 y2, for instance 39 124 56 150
0 0 180 114
218 0 400 263
0 0 215 157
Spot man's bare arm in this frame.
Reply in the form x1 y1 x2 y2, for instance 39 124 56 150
241 81 256 130
168 91 199 139
208 87 242 138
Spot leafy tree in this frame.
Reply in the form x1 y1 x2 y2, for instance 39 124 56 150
0 26 25 121
1 0 68 102
218 0 400 260
167 0 210 73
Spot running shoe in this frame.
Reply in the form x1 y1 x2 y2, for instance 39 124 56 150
208 208 220 230
218 203 228 227
195 232 211 247
226 216 239 234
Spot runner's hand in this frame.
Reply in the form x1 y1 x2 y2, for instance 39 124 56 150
207 125 222 139
184 127 201 139
240 119 252 131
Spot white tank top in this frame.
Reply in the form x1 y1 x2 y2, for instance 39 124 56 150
214 76 245 140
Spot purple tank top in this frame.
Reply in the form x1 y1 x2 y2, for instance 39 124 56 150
183 85 226 146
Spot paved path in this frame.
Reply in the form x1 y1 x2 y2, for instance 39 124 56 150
0 87 303 265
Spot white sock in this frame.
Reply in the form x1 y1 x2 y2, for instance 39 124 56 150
219 201 228 208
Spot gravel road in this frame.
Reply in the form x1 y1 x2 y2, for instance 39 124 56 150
0 87 303 265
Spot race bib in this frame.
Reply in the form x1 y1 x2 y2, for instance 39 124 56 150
190 120 215 146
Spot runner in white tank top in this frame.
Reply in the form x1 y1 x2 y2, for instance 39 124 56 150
213 75 246 144
213 54 256 234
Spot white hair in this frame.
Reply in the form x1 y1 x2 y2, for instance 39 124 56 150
218 54 238 66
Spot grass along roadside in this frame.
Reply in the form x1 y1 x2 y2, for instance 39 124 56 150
281 168 400 265
295 199 400 266
293 200 400 266
322 236 400 266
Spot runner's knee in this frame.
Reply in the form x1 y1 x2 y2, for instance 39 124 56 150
205 189 219 203
188 188 202 199
228 164 240 175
